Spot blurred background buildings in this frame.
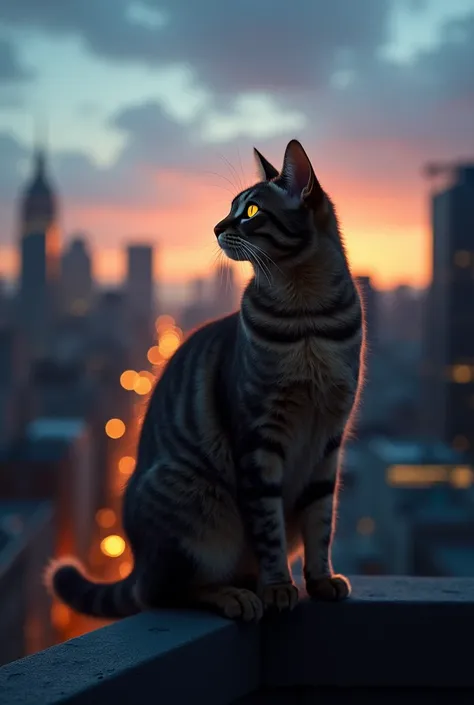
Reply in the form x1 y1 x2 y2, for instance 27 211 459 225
1 139 474 666
6 2 474 670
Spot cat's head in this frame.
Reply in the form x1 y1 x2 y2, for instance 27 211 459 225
214 139 332 267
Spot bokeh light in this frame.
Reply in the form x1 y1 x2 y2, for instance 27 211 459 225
118 456 136 476
450 466 473 489
51 603 71 629
119 561 132 578
134 376 152 395
105 418 126 439
147 345 161 365
95 508 116 529
155 314 175 333
100 535 126 558
120 370 138 390
158 329 182 359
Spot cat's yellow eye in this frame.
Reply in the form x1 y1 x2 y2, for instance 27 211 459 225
246 204 259 218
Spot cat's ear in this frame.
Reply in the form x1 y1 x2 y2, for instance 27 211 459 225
254 147 279 181
280 139 325 211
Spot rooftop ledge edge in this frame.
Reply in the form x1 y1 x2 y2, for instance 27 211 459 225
1 576 474 705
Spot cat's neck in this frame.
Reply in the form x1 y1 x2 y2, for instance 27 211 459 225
244 243 349 310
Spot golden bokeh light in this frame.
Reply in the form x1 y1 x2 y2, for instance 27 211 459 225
139 370 155 382
147 345 161 365
452 364 472 384
51 602 71 629
105 418 126 439
119 561 132 578
155 314 175 332
450 466 473 489
119 456 136 476
134 376 152 395
120 370 138 390
100 535 126 558
95 508 116 529
158 329 182 359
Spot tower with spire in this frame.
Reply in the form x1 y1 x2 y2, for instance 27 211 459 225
17 139 61 356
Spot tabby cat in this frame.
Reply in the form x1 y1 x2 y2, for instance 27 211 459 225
46 139 363 622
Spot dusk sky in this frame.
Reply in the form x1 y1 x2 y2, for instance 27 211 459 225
0 0 473 291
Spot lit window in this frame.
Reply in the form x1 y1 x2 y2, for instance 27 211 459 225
387 464 449 486
453 435 470 452
454 250 470 268
70 299 88 316
450 466 473 489
357 517 375 535
451 365 472 383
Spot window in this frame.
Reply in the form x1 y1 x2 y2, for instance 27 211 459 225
454 250 470 267
451 364 472 383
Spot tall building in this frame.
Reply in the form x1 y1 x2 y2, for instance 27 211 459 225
422 164 474 453
0 500 55 665
125 244 155 330
60 236 93 316
17 146 60 355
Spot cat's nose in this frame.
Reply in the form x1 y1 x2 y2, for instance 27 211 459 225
214 220 227 238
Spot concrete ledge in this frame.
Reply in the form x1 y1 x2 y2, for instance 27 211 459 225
1 577 474 704
263 576 474 689
0 611 260 705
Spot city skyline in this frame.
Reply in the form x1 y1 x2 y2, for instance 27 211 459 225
1 0 474 289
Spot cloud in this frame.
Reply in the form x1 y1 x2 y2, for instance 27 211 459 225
0 0 391 92
0 37 31 81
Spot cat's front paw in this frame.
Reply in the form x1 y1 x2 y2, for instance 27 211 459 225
305 573 351 601
261 581 299 612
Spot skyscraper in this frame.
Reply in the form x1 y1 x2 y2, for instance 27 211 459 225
17 146 60 355
60 236 93 316
125 244 155 330
422 164 474 454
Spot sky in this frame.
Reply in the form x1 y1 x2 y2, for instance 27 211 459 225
0 0 473 291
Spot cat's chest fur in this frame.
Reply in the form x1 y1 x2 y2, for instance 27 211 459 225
268 347 356 501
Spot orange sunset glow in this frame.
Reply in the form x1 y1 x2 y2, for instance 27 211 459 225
0 170 431 290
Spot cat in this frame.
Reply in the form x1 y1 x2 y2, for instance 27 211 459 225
46 139 364 622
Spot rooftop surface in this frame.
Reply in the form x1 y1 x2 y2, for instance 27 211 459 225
0 576 473 704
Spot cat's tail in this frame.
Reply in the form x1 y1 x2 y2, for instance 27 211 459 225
44 557 141 619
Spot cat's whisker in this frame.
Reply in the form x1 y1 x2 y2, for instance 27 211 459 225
217 153 244 193
201 170 238 196
238 240 273 287
238 240 271 288
237 145 248 190
246 241 285 278
242 243 275 283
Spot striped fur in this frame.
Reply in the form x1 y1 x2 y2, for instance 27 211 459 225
47 140 364 621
